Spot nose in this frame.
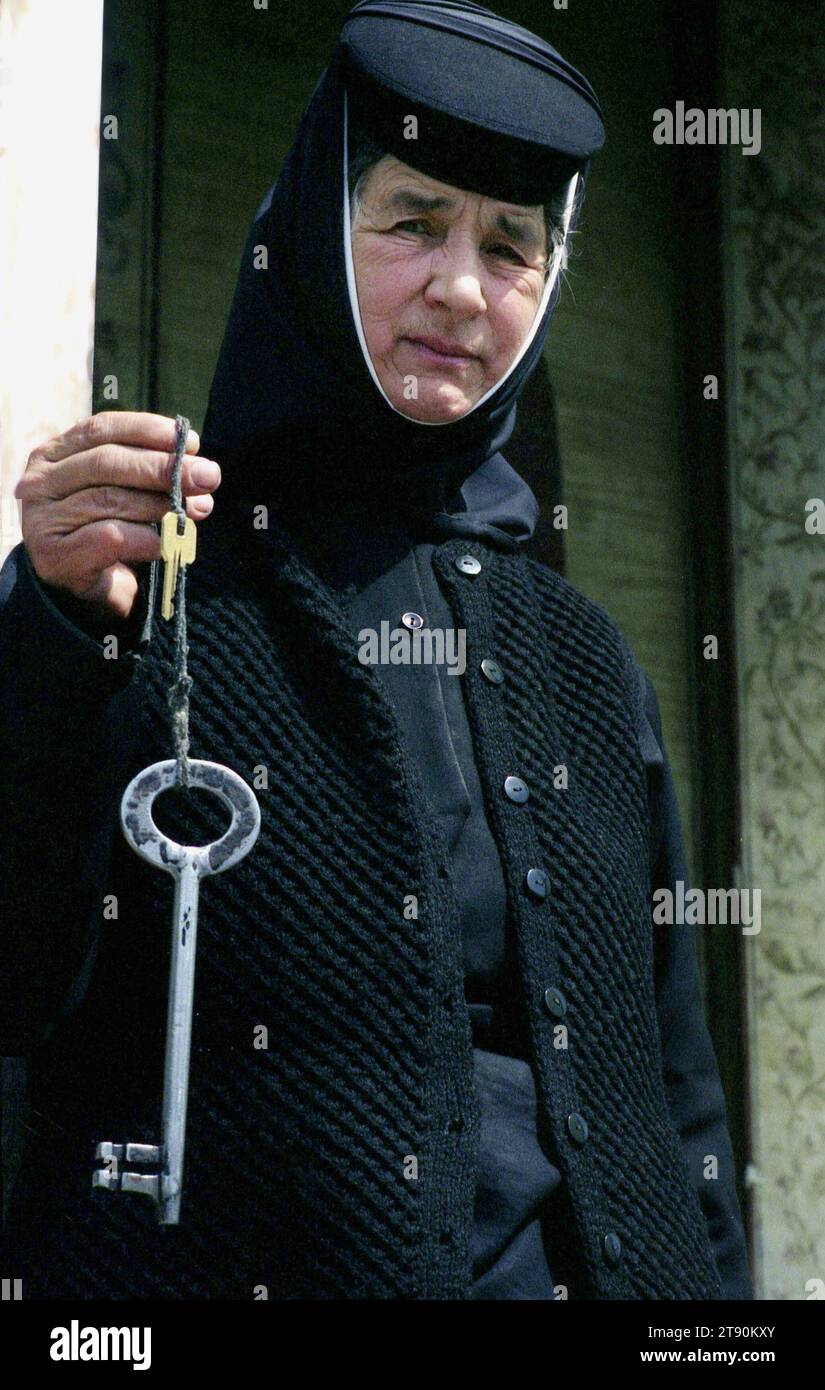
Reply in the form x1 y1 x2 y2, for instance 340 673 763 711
423 235 487 317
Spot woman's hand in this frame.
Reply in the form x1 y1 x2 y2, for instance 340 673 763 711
15 412 221 620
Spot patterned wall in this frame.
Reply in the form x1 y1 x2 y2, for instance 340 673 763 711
723 0 825 1300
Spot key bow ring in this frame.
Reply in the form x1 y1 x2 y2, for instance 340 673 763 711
122 758 261 879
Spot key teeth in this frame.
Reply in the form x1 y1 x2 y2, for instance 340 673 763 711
121 1172 161 1201
125 1143 162 1166
95 1141 124 1162
94 1140 161 1167
92 1140 163 1204
92 1168 120 1191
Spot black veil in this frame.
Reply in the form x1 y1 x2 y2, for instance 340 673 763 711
199 1 605 532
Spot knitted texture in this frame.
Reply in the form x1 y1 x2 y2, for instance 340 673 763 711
435 539 723 1299
9 521 721 1299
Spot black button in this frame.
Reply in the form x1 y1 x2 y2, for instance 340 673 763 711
543 986 567 1018
401 611 425 631
504 775 529 803
480 658 504 685
525 868 547 899
455 554 482 576
567 1112 589 1145
602 1232 622 1266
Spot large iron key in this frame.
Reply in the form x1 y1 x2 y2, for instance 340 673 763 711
93 758 261 1224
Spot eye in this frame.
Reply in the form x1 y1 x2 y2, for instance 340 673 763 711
390 218 434 236
486 243 528 266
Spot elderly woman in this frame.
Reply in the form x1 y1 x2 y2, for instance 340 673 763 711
1 0 751 1299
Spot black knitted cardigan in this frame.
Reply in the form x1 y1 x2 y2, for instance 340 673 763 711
16 517 723 1301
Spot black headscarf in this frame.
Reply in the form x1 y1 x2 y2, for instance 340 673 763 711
200 0 604 541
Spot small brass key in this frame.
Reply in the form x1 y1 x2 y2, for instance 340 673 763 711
93 758 261 1223
160 511 197 621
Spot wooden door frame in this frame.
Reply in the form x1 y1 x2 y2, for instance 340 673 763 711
669 0 753 1242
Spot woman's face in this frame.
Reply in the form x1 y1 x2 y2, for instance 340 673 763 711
350 155 549 424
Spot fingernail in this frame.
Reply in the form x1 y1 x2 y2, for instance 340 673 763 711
191 495 214 517
192 460 220 486
187 428 200 448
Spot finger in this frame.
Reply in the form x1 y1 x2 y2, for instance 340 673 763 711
46 485 215 532
19 446 220 503
50 519 163 584
32 413 200 466
71 563 141 621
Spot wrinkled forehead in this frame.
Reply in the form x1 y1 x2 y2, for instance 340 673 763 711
351 153 548 228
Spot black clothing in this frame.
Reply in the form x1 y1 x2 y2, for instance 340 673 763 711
288 452 752 1300
1 500 749 1298
197 2 602 537
341 0 605 205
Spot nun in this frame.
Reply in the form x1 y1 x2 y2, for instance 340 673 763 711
0 0 752 1299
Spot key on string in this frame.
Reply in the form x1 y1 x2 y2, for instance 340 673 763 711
93 757 261 1224
160 510 197 621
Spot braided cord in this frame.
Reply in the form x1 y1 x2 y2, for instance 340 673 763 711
168 414 193 787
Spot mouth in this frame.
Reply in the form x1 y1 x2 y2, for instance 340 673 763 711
401 335 482 367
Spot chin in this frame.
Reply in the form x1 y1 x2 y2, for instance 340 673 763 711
390 383 478 424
